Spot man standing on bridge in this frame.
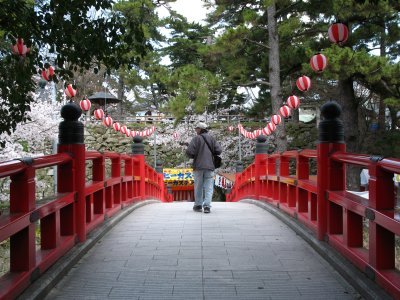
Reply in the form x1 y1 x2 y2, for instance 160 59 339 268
186 122 222 213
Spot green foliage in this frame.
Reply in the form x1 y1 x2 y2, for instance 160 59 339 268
362 130 400 158
0 0 151 143
19 140 29 152
384 97 400 109
166 64 221 121
286 121 318 150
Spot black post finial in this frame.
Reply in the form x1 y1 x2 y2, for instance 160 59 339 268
155 161 163 173
58 101 84 144
318 101 344 143
255 135 268 154
132 136 144 155
236 162 243 173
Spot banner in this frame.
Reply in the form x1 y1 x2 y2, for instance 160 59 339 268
163 168 194 187
215 174 233 190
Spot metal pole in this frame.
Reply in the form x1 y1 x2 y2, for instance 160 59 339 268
238 122 242 162
50 66 58 194
153 128 157 169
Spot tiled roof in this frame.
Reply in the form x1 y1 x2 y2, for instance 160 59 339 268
217 172 236 183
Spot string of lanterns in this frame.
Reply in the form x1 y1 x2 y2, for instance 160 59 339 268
12 21 348 142
59 83 157 138
229 22 348 140
78 98 157 138
9 38 156 139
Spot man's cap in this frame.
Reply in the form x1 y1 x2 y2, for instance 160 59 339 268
195 122 207 130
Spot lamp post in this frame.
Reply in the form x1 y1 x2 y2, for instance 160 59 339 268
153 127 157 169
238 121 242 162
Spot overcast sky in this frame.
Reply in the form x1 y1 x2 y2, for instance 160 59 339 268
157 0 210 23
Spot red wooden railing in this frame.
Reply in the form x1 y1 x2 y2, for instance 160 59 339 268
227 147 400 298
0 148 170 299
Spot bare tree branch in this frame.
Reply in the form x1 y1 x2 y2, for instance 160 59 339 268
243 38 270 50
230 80 271 87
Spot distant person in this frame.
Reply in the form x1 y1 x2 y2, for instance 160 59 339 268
186 122 222 213
145 110 152 123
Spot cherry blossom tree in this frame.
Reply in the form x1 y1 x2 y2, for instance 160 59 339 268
0 93 60 162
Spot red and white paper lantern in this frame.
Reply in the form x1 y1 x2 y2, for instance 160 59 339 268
267 122 276 133
287 96 300 110
94 109 104 120
328 23 349 45
41 66 55 81
279 105 291 118
103 116 113 127
252 130 258 138
262 126 271 136
125 129 131 137
296 75 311 92
310 53 327 72
64 84 77 98
271 114 282 125
120 125 127 134
79 99 91 111
12 38 30 56
113 122 121 131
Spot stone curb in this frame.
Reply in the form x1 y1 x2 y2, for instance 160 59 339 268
17 199 160 300
241 199 391 300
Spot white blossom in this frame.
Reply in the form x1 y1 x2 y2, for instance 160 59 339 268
0 94 61 162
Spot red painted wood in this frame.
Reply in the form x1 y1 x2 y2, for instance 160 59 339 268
3 133 400 298
0 143 170 300
232 145 400 297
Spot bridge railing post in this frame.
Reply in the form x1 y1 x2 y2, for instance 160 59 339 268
155 161 166 202
9 160 36 272
111 156 122 205
57 101 86 242
317 101 345 241
254 135 268 200
279 154 289 205
235 162 243 201
132 136 146 201
368 159 395 270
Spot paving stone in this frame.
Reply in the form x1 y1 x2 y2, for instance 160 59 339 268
175 270 202 278
45 202 360 299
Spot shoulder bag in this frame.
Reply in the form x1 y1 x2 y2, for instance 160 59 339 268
200 135 222 168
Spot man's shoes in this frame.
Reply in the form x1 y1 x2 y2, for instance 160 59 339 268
203 206 211 214
193 205 202 212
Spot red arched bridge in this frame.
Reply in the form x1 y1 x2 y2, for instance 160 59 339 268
0 102 399 299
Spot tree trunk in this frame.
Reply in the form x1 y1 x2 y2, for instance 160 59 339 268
378 22 386 131
292 108 299 123
337 78 360 190
267 3 287 152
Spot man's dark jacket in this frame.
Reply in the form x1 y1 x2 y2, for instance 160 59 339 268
186 133 222 171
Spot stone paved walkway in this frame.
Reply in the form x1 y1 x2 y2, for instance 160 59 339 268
46 202 360 299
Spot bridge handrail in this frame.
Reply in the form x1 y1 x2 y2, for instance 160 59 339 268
0 146 170 299
228 147 400 298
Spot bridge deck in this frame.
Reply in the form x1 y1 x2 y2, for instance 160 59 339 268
46 202 360 299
